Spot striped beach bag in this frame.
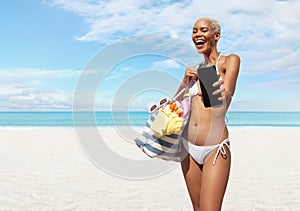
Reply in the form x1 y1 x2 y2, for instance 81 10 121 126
134 85 190 162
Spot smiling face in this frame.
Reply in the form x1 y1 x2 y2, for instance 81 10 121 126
192 18 220 54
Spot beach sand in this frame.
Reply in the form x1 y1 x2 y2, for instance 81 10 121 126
0 127 299 210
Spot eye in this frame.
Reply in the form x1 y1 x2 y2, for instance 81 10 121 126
201 27 208 32
192 28 197 33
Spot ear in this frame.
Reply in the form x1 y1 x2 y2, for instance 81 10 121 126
214 32 220 42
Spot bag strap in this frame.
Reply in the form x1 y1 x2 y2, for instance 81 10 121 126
172 84 188 101
172 61 206 102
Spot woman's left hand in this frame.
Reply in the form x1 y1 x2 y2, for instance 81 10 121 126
212 78 225 101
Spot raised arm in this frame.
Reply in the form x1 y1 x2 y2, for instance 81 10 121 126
223 54 240 109
173 66 198 101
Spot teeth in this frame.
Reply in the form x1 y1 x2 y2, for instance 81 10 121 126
195 40 205 45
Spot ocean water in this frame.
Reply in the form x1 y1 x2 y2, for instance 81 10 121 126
0 111 300 127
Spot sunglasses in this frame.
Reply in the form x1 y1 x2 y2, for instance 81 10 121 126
149 98 169 113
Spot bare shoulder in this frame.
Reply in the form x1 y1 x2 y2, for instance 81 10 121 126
224 54 240 73
225 54 240 65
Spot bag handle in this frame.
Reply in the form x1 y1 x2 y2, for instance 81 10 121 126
172 83 189 102
172 63 204 102
171 82 191 101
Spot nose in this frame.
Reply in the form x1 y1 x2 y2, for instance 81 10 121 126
194 30 203 38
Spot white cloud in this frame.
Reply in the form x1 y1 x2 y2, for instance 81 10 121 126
0 68 78 110
0 82 73 110
252 79 300 89
44 0 300 72
150 59 181 70
0 68 80 82
40 0 300 111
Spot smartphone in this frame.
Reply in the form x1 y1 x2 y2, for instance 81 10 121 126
197 65 223 107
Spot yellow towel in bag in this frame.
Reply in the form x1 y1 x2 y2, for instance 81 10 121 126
151 105 184 136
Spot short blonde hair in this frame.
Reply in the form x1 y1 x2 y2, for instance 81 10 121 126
197 17 221 34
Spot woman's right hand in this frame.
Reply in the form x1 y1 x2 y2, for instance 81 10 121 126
182 66 198 85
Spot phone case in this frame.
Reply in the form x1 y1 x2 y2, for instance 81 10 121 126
197 65 223 107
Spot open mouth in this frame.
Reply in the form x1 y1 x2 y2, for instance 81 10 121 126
194 39 206 48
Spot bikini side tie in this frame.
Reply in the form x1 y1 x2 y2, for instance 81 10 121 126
213 139 231 165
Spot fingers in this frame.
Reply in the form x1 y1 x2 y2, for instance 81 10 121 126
213 79 224 87
211 86 226 102
218 95 226 101
187 67 198 79
182 67 198 85
212 86 225 96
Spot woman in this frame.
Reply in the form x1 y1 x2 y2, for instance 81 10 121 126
178 17 240 210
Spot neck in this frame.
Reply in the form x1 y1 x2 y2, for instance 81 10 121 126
203 50 220 65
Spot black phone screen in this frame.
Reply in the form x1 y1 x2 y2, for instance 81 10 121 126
197 65 223 107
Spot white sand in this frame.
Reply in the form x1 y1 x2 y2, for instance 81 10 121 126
0 127 299 210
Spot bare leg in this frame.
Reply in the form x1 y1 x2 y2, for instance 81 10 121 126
181 151 202 211
200 146 231 211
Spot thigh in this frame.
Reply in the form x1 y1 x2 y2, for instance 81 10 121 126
200 146 231 211
181 151 203 210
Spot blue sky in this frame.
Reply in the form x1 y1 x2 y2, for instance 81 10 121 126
1 0 300 111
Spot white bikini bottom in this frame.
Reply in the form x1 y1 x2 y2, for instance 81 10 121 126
181 137 231 165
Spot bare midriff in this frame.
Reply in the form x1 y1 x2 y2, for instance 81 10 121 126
183 94 228 146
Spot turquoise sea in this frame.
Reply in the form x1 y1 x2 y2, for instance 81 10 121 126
0 111 300 127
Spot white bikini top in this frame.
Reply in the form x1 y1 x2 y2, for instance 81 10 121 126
189 54 222 98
